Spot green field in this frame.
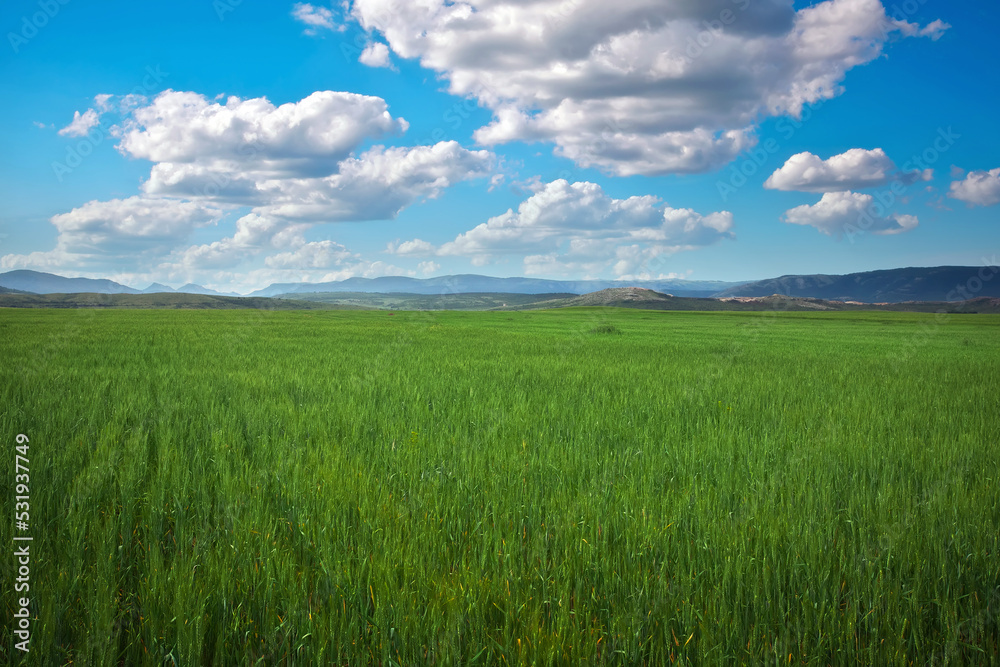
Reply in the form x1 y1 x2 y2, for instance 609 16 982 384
1 308 998 665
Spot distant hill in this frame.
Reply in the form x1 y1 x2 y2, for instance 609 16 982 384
715 266 1000 303
176 283 240 297
275 291 578 310
0 271 240 297
513 288 858 312
280 287 1000 314
0 285 31 294
0 292 358 310
514 290 1000 313
141 283 176 294
0 269 141 295
5 266 998 305
251 274 744 298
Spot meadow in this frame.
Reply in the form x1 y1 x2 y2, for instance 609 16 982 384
1 307 998 665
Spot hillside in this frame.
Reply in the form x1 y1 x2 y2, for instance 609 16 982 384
716 266 1000 302
0 292 356 310
0 269 141 295
511 288 1000 313
5 267 997 303
0 270 239 296
2 287 997 313
275 291 578 310
289 287 1000 313
252 274 743 297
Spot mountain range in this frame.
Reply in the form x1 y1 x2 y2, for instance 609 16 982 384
0 270 239 297
0 266 996 304
248 274 742 298
717 266 999 302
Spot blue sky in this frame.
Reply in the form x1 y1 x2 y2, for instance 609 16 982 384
0 0 997 293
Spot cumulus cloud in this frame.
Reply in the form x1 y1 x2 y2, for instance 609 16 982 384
388 238 436 256
94 94 114 112
264 240 356 269
48 197 224 255
948 168 1000 207
6 89 493 287
0 197 224 272
111 89 492 226
122 91 490 223
359 42 393 68
58 109 100 137
765 148 931 192
418 260 441 275
348 0 947 175
390 179 732 276
896 18 949 40
783 191 918 238
121 90 407 178
192 259 416 296
292 3 341 34
253 142 493 222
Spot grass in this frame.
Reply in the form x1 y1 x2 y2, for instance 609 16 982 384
1 307 998 665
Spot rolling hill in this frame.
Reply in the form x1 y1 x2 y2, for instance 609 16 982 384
251 274 744 298
273 291 579 310
0 269 142 295
3 266 998 305
0 270 238 296
282 287 1000 314
0 292 356 310
716 266 1000 302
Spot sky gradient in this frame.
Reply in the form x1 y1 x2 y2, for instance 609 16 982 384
1 0 997 294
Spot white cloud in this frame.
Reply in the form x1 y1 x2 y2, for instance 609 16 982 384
765 148 930 192
7 89 493 288
292 3 341 34
118 90 492 223
94 94 114 112
898 18 949 40
123 91 494 224
783 191 918 237
58 109 100 137
418 260 441 276
121 90 407 177
359 42 393 68
391 179 732 276
1 197 224 272
200 260 416 296
252 141 494 222
167 141 491 272
348 0 947 176
50 197 224 252
173 213 306 271
948 168 1000 207
389 238 436 256
264 240 356 269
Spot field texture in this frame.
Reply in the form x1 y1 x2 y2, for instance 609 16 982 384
1 308 998 665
